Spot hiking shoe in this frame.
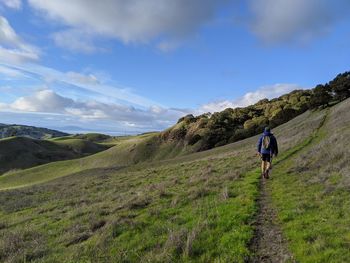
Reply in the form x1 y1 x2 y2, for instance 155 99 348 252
265 170 270 179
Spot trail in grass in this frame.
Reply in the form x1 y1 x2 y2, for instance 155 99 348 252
249 177 295 263
249 109 329 262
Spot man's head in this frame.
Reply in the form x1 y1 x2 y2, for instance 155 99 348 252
264 127 271 133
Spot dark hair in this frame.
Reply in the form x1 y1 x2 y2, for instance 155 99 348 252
264 127 271 132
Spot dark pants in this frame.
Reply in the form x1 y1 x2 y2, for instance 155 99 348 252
261 153 271 162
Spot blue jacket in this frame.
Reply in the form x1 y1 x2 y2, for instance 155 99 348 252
257 131 278 155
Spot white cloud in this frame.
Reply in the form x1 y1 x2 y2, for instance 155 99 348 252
27 0 350 50
11 89 74 112
0 83 308 132
0 64 26 77
0 0 21 9
28 0 225 51
0 63 163 111
1 89 184 129
0 46 39 64
65 71 99 85
0 16 40 63
51 29 101 53
199 83 304 113
249 0 350 44
0 15 21 46
13 64 164 108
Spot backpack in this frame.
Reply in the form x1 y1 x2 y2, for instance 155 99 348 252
261 135 271 151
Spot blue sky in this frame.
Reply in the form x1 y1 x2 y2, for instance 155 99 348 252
0 0 349 134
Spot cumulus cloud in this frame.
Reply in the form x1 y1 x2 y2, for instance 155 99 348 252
199 83 304 113
27 0 350 50
0 0 21 9
249 0 350 44
1 89 184 129
0 16 40 63
28 0 225 51
11 90 74 112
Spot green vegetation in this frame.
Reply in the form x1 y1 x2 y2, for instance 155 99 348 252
161 71 350 152
0 100 327 262
51 133 112 144
0 124 68 140
268 98 350 262
0 155 260 262
0 137 110 175
0 132 159 189
0 109 319 190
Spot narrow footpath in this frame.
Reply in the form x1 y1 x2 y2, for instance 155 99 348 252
249 109 329 262
249 177 295 263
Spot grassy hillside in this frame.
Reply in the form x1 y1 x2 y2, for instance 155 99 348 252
0 109 324 190
0 124 69 140
51 133 113 144
0 132 160 189
2 71 347 188
0 101 329 262
269 98 350 262
0 137 110 175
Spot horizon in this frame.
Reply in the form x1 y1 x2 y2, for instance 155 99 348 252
0 0 349 134
0 84 309 136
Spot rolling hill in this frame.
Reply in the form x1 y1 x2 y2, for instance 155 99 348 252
1 96 348 262
0 124 69 140
50 133 113 144
0 71 347 183
0 136 111 175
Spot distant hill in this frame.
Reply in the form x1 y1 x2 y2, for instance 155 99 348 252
0 123 69 140
51 133 112 143
0 136 111 175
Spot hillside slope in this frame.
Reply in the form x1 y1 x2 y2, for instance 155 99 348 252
0 99 332 262
268 98 350 262
0 71 347 180
51 133 113 144
0 109 323 190
0 124 69 139
0 137 110 175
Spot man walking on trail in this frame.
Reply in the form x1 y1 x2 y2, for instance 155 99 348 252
257 127 278 179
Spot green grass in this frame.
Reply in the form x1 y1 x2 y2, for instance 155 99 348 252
0 134 147 189
51 133 114 144
0 153 261 262
0 102 343 262
268 99 350 262
0 137 110 175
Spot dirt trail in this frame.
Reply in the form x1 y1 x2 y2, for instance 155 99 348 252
249 177 295 263
249 109 329 262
